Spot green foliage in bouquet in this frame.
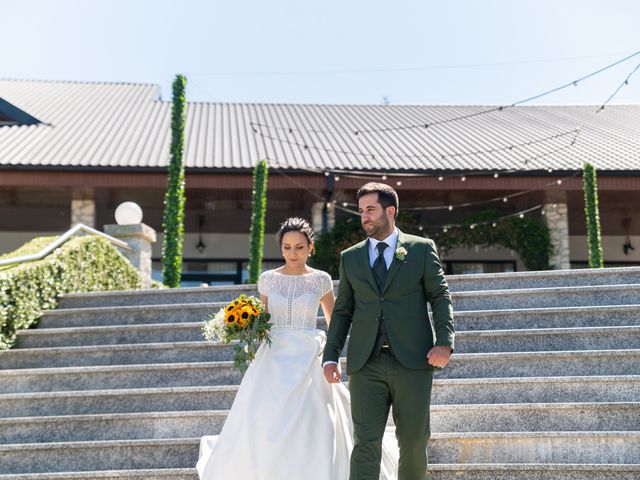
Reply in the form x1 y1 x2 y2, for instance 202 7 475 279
203 294 272 373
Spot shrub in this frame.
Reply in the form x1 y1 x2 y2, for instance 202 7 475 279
0 236 140 349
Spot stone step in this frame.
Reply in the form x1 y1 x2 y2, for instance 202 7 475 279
0 470 195 480
0 362 242 394
455 304 640 331
0 438 200 475
453 284 640 311
57 266 640 309
2 402 638 444
430 402 640 432
11 323 640 357
3 465 640 480
0 342 233 370
444 265 640 292
426 464 640 480
3 434 640 475
2 349 638 395
2 375 638 419
54 284 640 323
0 411 227 444
0 386 238 418
438 349 640 379
59 286 260 309
428 431 640 464
38 303 327 330
454 325 640 354
38 303 226 329
15 324 211 349
432 375 640 405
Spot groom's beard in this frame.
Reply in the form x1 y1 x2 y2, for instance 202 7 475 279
362 216 392 240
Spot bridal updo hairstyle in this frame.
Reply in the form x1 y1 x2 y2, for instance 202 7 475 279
276 217 315 248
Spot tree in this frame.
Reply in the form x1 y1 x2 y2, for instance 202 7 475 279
162 74 187 288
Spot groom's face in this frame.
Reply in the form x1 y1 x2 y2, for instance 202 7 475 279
358 193 394 240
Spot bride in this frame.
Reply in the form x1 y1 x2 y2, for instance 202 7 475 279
196 217 398 479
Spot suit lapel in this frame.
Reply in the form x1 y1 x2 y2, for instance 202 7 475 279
358 239 380 293
382 230 407 293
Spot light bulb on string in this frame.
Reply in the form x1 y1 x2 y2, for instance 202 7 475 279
448 205 453 211
492 222 497 227
342 202 348 207
541 209 546 215
557 179 562 185
334 176 340 181
382 174 387 180
443 227 448 233
494 173 499 178
519 213 525 218
461 176 466 182
438 176 444 181
324 171 330 177
396 181 402 186
470 224 476 229
503 197 508 203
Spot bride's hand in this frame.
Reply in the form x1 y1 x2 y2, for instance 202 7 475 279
323 363 341 384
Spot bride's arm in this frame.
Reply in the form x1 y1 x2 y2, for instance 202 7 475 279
260 294 269 315
319 290 335 327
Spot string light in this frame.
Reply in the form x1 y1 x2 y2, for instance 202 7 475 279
251 122 580 165
597 61 640 112
255 51 639 137
440 205 545 231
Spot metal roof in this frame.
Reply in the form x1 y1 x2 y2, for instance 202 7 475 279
1 78 639 172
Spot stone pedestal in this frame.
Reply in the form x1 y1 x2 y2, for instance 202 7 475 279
544 200 571 270
71 188 96 228
104 223 157 289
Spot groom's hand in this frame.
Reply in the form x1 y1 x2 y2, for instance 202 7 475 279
323 363 341 383
427 346 452 367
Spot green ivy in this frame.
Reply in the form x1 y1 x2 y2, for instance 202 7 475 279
583 162 603 268
432 209 552 270
162 74 187 288
0 236 141 350
248 160 269 283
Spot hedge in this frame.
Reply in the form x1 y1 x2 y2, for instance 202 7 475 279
0 235 141 350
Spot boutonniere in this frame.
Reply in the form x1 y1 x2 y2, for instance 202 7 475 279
395 247 408 261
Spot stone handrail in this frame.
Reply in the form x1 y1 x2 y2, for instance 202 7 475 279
0 223 132 267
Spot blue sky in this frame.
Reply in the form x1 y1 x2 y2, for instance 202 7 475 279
3 0 639 105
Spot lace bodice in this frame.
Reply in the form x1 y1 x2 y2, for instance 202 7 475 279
257 269 334 330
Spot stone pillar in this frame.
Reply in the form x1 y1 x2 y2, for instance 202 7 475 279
543 196 571 270
311 201 335 234
70 188 96 228
104 223 157 289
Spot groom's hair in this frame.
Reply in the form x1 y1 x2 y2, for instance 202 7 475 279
356 182 399 219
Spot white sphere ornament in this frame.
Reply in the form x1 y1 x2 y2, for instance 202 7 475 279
115 202 143 225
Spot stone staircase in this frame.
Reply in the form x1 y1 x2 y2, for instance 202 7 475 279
1 267 640 479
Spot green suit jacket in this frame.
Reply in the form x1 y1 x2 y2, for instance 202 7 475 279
322 230 455 374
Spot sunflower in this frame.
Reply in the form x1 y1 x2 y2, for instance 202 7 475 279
236 305 257 327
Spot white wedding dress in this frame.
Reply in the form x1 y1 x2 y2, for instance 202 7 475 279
196 269 398 479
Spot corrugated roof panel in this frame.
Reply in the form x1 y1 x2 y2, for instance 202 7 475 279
1 79 640 172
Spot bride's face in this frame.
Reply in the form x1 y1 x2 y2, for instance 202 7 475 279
281 231 313 266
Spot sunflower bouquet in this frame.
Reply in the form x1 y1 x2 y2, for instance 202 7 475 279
203 294 272 373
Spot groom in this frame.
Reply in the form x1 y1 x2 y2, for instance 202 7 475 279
323 182 455 480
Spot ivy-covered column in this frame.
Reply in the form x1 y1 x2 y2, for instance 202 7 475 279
543 192 571 270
